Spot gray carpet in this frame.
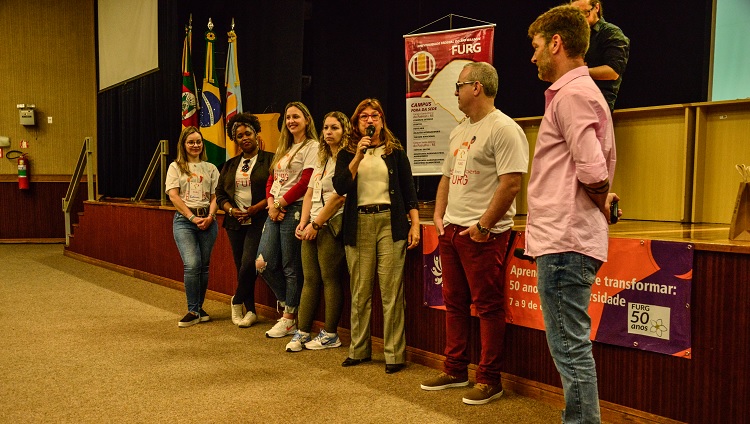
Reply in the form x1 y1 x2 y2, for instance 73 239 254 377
0 244 559 423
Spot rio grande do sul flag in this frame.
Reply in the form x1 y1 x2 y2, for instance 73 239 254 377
199 19 226 168
225 24 243 160
181 22 198 129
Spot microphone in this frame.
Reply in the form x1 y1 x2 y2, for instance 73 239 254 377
366 125 375 137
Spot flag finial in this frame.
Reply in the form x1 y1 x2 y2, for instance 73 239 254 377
231 18 235 30
207 18 214 31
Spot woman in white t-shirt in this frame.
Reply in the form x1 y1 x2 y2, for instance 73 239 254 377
256 102 319 338
284 111 350 353
165 126 220 328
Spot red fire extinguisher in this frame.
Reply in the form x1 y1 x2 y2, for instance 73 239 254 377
17 153 30 190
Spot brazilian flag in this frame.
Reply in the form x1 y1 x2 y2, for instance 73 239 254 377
199 21 225 168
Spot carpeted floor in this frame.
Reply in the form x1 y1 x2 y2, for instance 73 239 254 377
0 244 560 423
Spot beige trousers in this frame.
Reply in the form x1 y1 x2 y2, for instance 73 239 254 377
345 210 407 364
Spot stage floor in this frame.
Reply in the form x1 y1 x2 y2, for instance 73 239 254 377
512 218 750 254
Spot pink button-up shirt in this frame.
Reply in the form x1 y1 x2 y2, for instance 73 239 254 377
525 66 616 262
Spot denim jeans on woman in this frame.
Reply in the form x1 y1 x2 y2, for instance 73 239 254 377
256 202 303 311
536 252 603 424
172 213 218 314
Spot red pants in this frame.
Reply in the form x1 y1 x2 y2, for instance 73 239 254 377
439 224 510 385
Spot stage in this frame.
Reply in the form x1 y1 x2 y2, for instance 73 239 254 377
64 199 750 423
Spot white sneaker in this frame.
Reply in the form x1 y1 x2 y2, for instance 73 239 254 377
304 330 342 350
230 296 243 326
238 311 257 328
285 330 311 352
265 317 296 338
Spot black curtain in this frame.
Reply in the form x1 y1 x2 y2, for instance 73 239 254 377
98 0 713 200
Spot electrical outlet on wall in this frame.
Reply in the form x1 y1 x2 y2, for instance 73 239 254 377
48 116 53 124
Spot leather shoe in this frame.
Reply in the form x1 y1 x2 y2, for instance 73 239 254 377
385 363 405 374
341 357 371 367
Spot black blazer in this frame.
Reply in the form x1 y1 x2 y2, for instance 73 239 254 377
216 150 274 230
333 148 419 247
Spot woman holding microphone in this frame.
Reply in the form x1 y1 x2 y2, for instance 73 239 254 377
333 99 420 373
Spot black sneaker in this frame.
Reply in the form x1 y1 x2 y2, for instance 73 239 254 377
178 312 200 328
198 309 210 322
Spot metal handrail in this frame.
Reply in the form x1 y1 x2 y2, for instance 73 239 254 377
132 139 168 205
62 137 95 246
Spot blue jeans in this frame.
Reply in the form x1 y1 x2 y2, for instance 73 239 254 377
256 202 303 310
172 213 218 314
536 252 602 424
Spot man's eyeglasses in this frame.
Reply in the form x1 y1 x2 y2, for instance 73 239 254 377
582 7 594 16
186 140 203 146
455 81 478 91
359 113 381 122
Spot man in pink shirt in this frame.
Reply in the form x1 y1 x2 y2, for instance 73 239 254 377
526 5 619 423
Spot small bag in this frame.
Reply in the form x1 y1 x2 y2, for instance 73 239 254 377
327 213 343 240
730 164 750 241
729 182 750 240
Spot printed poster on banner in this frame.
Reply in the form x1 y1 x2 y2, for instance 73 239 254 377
423 228 694 358
505 233 693 358
404 25 495 175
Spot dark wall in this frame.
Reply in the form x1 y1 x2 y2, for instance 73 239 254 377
97 0 712 199
97 0 305 198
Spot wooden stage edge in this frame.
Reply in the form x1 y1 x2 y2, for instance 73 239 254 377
64 248 684 424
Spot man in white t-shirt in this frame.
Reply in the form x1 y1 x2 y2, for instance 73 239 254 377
420 62 529 406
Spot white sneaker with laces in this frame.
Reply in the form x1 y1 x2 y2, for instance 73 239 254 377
286 330 311 352
238 311 257 328
265 317 296 338
304 330 342 350
230 296 243 326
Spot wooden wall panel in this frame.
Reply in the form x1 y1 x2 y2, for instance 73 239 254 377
0 182 87 239
692 102 750 223
0 0 96 177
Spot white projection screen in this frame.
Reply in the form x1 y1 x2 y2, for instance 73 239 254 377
98 0 158 91
711 0 750 101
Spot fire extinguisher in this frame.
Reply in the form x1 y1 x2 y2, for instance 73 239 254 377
7 150 29 190
18 154 29 189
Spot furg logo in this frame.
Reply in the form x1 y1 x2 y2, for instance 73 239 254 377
408 51 436 82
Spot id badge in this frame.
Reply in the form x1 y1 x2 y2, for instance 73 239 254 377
453 148 468 177
270 180 281 197
312 179 323 202
188 181 202 201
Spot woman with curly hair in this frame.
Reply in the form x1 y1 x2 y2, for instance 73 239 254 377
216 113 274 328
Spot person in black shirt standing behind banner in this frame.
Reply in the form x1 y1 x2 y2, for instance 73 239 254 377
572 0 630 111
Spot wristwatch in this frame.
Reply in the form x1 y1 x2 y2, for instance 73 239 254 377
273 200 281 210
476 222 491 235
311 221 322 230
229 207 234 217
